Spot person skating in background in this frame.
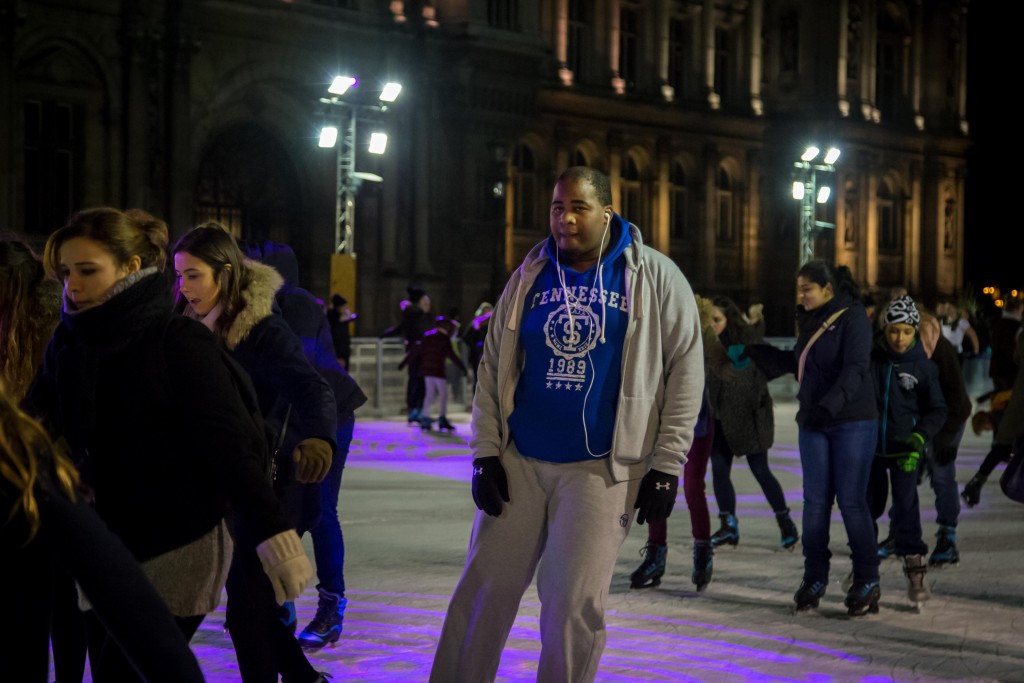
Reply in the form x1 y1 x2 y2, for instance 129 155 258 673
461 301 493 394
873 305 971 568
172 225 336 683
742 260 880 616
987 296 1022 393
703 295 798 553
430 166 704 683
240 239 368 651
326 294 355 369
399 315 467 431
630 387 715 592
961 329 1024 508
865 295 947 608
938 299 980 367
381 285 433 422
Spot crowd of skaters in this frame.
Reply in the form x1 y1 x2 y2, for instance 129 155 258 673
1 173 1022 682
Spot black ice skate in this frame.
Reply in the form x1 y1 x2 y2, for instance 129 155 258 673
844 581 880 616
437 416 455 432
691 540 713 592
793 578 827 612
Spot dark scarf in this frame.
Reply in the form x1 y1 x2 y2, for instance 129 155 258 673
53 271 174 467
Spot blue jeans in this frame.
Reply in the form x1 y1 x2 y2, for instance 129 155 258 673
310 416 355 595
798 419 879 584
922 423 964 529
868 457 928 556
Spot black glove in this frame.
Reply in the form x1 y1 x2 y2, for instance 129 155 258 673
802 405 831 431
633 469 679 525
472 456 509 517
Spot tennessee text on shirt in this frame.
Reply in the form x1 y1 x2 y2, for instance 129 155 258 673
530 285 629 312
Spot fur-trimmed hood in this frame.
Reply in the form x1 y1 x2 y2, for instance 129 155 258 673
179 260 284 350
221 260 283 350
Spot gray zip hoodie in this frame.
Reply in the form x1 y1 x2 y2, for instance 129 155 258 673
470 222 704 481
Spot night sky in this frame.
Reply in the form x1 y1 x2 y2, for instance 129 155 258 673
963 4 1013 296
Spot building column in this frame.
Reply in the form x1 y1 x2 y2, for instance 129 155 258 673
910 0 924 130
748 0 763 115
609 0 625 93
654 136 671 252
702 0 719 109
555 0 572 85
656 0 673 101
837 0 850 117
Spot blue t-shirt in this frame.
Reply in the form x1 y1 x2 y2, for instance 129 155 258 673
508 218 632 462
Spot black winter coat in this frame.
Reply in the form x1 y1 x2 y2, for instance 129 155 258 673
869 334 947 455
26 271 289 562
212 262 337 483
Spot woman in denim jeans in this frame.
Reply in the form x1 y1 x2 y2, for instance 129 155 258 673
743 260 879 615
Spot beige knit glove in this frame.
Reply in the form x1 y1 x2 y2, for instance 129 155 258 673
255 530 313 603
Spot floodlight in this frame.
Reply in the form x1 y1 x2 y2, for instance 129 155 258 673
800 146 820 163
816 186 831 203
823 147 841 164
328 76 358 95
792 181 805 200
368 132 388 154
318 126 338 148
379 82 402 103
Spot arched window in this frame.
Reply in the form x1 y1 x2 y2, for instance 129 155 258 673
619 2 640 91
23 100 79 237
488 0 519 30
876 6 909 121
511 142 541 233
620 152 648 239
572 147 590 167
567 0 592 83
669 161 688 240
876 179 900 252
716 166 735 244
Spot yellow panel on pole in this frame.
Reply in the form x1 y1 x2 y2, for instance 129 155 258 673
330 253 357 325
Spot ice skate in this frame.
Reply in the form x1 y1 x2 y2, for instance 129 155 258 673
903 554 930 610
929 526 959 568
299 590 347 651
844 581 880 616
420 416 433 431
437 415 456 432
793 578 827 612
691 540 713 591
630 542 667 589
775 509 799 550
710 512 739 548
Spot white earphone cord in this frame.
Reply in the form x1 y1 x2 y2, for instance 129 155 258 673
555 212 612 457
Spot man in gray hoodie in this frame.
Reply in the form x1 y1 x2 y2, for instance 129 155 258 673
430 166 704 683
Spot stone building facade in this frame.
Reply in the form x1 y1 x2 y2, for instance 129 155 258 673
0 0 971 336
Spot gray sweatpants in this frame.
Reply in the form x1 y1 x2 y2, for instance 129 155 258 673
430 446 641 683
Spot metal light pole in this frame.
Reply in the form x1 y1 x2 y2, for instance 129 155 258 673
318 77 399 324
792 146 840 266
332 103 357 255
319 77 399 256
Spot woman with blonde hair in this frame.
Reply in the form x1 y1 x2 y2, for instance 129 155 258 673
26 207 311 681
0 238 61 401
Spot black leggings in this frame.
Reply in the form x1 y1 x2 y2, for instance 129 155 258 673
710 420 788 515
